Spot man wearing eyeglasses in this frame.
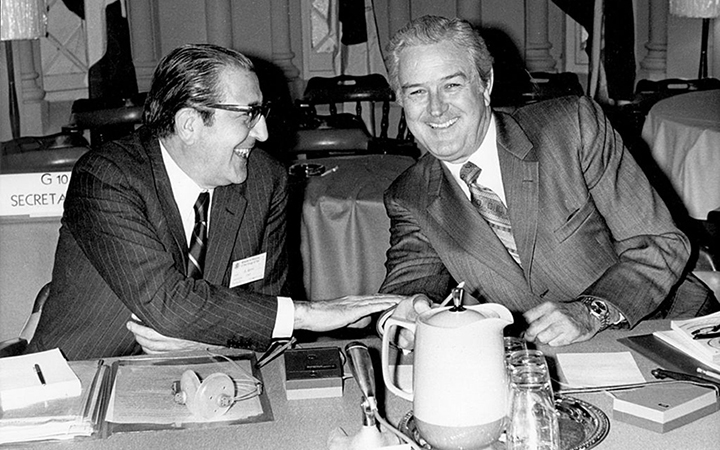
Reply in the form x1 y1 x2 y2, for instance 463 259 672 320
26 44 404 360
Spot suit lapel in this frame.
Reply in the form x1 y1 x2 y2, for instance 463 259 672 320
495 112 539 283
145 133 188 262
205 184 247 285
425 158 526 287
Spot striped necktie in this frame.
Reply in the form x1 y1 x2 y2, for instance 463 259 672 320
187 192 209 279
459 162 521 266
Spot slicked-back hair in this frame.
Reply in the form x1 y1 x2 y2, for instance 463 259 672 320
386 15 493 93
143 43 255 139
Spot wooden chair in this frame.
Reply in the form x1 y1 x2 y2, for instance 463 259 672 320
62 93 146 148
1 132 90 174
633 77 720 119
0 283 51 357
523 72 584 104
291 74 418 159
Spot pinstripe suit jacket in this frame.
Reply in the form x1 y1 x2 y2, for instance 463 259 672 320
379 96 715 327
27 127 289 360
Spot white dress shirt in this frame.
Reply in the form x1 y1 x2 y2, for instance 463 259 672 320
160 142 293 338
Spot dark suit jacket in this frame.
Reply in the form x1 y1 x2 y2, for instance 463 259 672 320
27 127 289 360
380 96 715 326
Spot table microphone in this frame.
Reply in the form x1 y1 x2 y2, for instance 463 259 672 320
340 342 419 450
345 342 377 412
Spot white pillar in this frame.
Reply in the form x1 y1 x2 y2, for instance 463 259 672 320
205 0 232 48
524 0 557 72
270 0 301 98
639 0 668 80
127 0 161 92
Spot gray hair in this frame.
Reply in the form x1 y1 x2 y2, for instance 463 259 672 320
385 15 493 92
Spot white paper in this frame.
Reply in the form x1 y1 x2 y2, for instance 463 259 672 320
556 352 646 388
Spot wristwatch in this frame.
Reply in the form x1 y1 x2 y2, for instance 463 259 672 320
580 298 611 331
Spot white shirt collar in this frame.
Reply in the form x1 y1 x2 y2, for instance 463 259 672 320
443 114 507 205
159 140 213 245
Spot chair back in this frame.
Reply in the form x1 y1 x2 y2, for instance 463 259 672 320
633 77 720 117
1 133 90 174
292 74 418 159
493 72 583 107
63 93 146 148
0 282 51 358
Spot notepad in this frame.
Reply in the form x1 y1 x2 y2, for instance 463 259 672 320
612 383 718 433
0 348 82 410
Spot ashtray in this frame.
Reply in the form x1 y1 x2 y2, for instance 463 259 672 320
397 394 610 450
288 162 325 178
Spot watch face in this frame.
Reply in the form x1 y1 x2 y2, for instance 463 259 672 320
589 300 608 315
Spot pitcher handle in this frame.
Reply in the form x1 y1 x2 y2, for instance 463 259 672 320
380 317 415 401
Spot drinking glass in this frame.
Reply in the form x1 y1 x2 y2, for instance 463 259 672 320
505 350 559 450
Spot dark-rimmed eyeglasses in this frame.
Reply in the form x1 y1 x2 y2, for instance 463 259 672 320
204 101 271 127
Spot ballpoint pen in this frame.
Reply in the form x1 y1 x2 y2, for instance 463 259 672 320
691 323 720 339
256 336 297 368
692 330 720 340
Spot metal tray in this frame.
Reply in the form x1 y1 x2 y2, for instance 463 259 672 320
397 394 610 450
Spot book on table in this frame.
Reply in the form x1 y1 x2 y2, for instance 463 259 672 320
668 310 720 364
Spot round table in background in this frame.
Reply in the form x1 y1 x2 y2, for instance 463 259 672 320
641 89 720 220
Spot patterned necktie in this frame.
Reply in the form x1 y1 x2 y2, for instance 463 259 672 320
459 162 522 266
187 192 209 279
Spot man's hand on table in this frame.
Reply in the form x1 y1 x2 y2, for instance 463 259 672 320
523 301 601 346
294 294 407 332
127 314 226 354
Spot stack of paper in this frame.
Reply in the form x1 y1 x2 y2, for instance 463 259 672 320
0 348 81 410
613 383 718 433
0 357 104 445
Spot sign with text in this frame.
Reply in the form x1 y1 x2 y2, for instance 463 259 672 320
0 172 72 217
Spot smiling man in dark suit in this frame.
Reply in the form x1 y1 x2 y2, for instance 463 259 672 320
378 16 717 346
27 44 403 360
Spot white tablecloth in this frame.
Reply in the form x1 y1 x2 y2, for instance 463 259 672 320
299 154 414 300
641 89 720 220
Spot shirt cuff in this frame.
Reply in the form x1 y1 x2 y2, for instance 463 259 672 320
272 296 294 339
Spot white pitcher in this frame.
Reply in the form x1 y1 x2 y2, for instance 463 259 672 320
381 291 513 450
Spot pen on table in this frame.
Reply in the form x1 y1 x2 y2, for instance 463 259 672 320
320 166 338 177
697 367 720 383
34 363 46 385
692 331 720 340
691 323 720 338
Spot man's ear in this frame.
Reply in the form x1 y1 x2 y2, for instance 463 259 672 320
483 69 494 105
174 107 201 144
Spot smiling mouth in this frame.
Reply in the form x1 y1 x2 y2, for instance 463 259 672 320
427 117 458 130
233 148 251 158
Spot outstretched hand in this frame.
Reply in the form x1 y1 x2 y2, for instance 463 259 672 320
293 294 407 332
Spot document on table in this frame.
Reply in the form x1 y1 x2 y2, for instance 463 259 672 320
556 352 646 388
103 353 273 434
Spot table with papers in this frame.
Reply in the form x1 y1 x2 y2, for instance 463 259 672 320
10 320 720 449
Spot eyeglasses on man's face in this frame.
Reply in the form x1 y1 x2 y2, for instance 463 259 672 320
204 101 271 128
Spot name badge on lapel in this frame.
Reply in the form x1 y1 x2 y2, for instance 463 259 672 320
229 252 266 288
